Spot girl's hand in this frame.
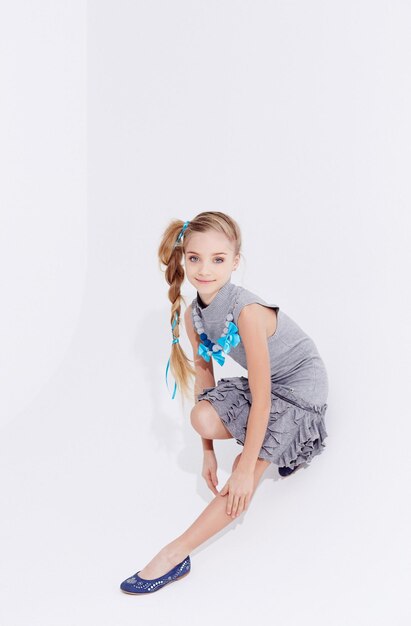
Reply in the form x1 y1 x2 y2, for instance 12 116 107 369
202 450 219 495
219 468 254 518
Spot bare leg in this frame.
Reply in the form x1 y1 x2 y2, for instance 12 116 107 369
138 454 270 580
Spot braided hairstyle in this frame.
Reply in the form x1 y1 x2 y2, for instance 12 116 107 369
158 211 242 401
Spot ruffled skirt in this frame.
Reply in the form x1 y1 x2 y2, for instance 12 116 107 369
196 375 329 470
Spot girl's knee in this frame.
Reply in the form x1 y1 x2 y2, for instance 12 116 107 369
190 402 205 432
190 402 210 435
190 400 213 424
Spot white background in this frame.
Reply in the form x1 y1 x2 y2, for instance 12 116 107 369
1 1 410 624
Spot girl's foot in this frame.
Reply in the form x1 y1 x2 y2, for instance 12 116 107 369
138 543 188 580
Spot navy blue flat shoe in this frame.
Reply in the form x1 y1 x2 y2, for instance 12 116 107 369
278 465 298 476
120 555 191 594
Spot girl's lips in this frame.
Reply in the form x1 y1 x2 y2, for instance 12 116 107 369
196 279 214 283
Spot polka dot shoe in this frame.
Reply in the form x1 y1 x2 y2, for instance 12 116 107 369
120 555 191 594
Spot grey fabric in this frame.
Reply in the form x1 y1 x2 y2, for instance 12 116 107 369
191 277 328 405
191 277 329 468
197 375 328 469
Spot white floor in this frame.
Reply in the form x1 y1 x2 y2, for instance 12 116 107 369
1 341 409 625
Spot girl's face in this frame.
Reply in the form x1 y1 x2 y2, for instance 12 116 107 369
183 231 240 299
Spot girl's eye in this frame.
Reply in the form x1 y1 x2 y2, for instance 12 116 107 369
188 256 224 263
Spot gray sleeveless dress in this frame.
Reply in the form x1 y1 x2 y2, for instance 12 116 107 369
191 277 329 470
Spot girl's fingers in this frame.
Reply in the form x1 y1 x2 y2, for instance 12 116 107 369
219 481 229 496
231 495 241 517
226 492 234 515
232 495 247 517
209 481 219 495
237 495 246 516
228 494 239 516
206 474 218 495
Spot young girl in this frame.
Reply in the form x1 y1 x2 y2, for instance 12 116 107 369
120 211 329 595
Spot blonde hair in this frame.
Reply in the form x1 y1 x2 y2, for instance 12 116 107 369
158 211 242 402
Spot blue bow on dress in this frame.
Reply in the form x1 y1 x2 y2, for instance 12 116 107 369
198 343 226 365
216 322 241 353
165 317 241 399
198 322 241 365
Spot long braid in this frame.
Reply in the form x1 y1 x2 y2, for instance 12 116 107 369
158 220 196 401
158 212 242 401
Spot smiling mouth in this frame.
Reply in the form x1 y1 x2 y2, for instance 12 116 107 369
196 279 214 283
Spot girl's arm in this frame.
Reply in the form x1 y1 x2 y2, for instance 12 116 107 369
184 305 216 451
235 304 272 473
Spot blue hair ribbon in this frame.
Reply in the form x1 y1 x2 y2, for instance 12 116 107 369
173 220 190 247
165 310 179 399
